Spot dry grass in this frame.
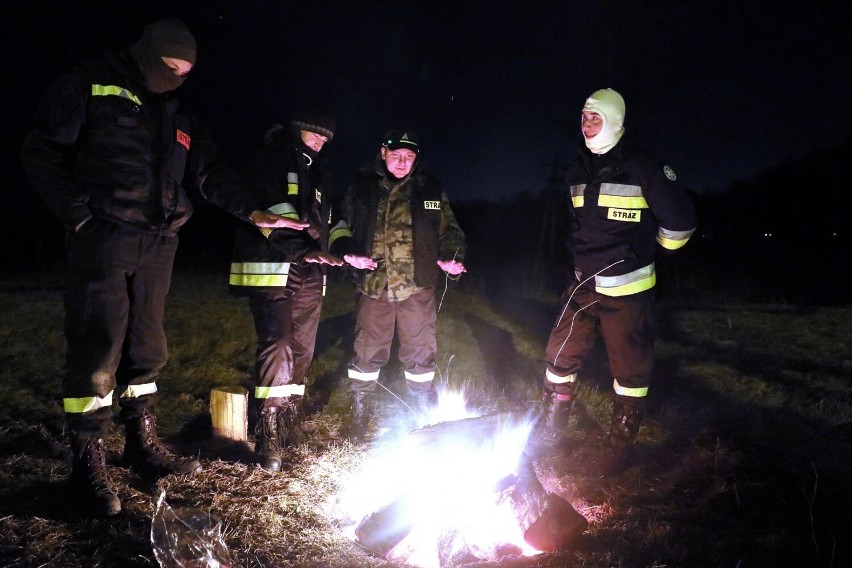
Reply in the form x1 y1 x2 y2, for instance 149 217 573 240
1 273 850 567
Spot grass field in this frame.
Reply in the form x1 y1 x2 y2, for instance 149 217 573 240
1 271 850 567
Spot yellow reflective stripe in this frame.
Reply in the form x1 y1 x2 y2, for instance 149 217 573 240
348 369 379 382
287 172 299 195
572 195 585 208
266 202 299 220
255 384 305 399
229 273 289 286
64 392 113 413
328 221 353 247
118 382 157 398
657 227 695 250
613 379 648 398
598 195 649 209
546 370 577 384
405 370 435 383
595 263 656 297
91 84 141 105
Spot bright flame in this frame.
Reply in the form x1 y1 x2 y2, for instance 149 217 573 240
327 387 541 566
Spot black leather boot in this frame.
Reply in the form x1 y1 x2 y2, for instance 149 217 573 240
70 434 121 517
255 407 284 471
278 396 306 448
349 391 373 441
535 391 573 447
607 403 643 452
122 409 202 476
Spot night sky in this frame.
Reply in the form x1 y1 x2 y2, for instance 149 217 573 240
3 0 852 206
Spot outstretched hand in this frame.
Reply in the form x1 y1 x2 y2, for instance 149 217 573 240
250 210 310 230
304 251 344 266
343 254 378 270
437 259 466 275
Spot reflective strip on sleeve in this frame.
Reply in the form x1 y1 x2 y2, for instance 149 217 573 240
545 370 578 384
348 369 380 382
328 220 353 247
91 84 141 105
595 262 656 296
404 370 435 383
598 183 648 209
229 262 291 287
254 384 306 399
63 392 113 413
613 378 648 398
287 172 299 195
118 382 158 399
266 202 299 219
322 274 327 297
656 227 695 250
570 184 585 208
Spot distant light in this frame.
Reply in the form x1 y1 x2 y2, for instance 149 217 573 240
763 233 772 237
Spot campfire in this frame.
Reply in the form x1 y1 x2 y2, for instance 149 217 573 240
327 389 588 567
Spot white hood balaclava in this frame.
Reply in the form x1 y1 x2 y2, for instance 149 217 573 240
582 88 625 154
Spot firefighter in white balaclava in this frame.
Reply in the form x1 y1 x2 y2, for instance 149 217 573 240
535 88 696 470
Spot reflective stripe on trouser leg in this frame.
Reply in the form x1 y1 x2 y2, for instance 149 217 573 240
255 384 306 398
598 289 655 406
544 282 597 395
396 287 437 389
350 291 396 383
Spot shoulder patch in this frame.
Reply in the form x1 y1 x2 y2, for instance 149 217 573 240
663 165 677 182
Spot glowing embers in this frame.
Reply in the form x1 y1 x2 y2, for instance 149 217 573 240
334 406 587 567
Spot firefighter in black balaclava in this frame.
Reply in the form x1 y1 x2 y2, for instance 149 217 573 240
21 19 301 516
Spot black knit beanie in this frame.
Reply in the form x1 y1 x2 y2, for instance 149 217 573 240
290 113 336 141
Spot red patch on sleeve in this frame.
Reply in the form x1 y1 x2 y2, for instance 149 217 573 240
176 130 191 150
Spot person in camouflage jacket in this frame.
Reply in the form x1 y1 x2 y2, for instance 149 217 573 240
330 129 466 437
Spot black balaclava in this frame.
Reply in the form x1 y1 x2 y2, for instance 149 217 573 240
129 19 197 94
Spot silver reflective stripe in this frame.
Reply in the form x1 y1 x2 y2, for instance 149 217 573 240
254 384 305 399
613 378 648 398
545 370 577 384
599 183 643 197
348 369 379 381
405 370 435 383
64 392 113 413
230 262 291 275
118 382 158 399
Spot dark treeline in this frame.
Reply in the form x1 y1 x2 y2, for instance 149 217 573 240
5 137 850 306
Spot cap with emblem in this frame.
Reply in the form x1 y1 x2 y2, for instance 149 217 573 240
382 130 420 154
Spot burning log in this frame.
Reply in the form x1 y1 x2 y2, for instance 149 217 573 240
353 413 587 563
499 455 588 552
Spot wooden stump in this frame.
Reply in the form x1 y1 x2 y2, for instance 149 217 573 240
209 386 248 442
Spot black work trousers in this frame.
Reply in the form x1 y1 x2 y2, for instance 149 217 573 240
248 264 324 411
544 280 656 409
64 218 177 436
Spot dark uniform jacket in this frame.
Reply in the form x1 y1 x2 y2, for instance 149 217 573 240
567 137 696 296
20 49 259 236
332 158 466 288
229 126 333 295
